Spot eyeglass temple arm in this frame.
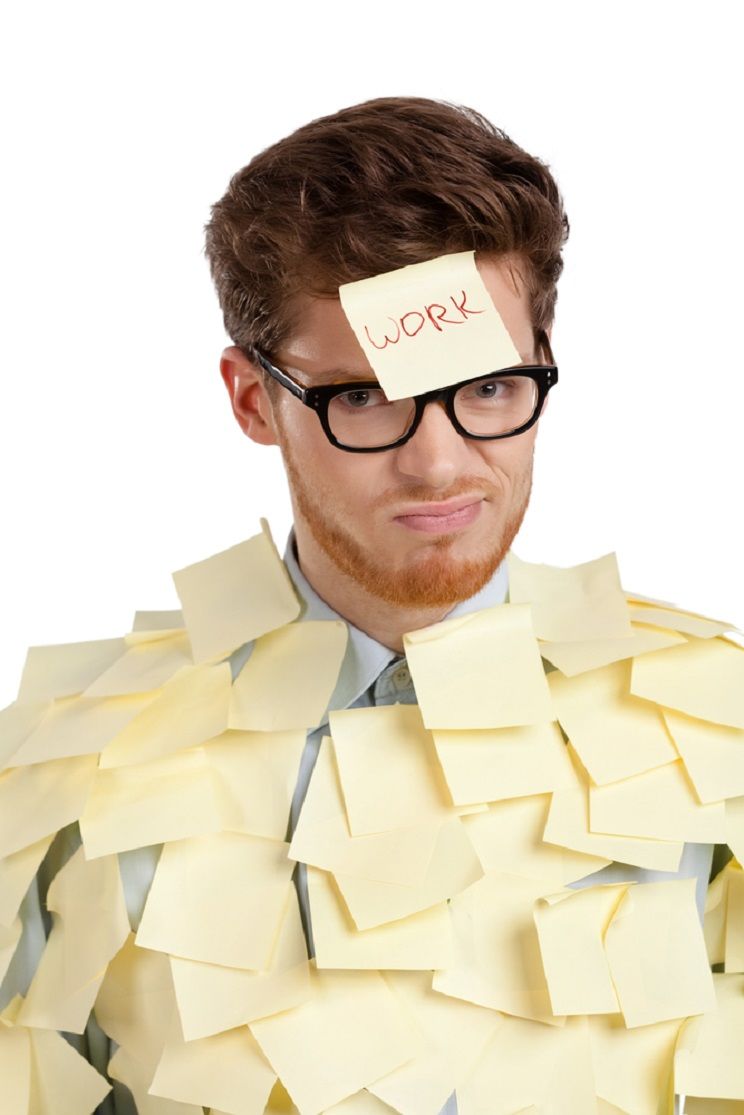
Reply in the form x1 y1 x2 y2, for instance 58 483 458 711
254 351 308 403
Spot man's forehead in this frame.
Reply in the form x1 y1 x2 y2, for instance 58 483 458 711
280 252 534 388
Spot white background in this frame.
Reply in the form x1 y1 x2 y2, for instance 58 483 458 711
1 1 742 708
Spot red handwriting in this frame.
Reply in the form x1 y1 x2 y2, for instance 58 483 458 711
364 289 485 350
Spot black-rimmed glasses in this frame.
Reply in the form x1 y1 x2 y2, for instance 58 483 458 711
252 328 558 453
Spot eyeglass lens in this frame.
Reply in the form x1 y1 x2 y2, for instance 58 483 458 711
326 374 539 449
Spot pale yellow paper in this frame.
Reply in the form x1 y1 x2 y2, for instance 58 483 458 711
432 872 557 1023
27 1024 112 1114
206 728 307 841
0 835 53 926
686 1101 744 1114
18 846 130 1033
0 1005 30 1115
704 861 733 966
262 1083 396 1115
7 690 157 766
288 739 441 886
0 699 48 767
725 863 744 973
368 969 500 1115
94 934 179 1077
0 917 22 984
456 1013 596 1115
330 704 454 836
589 759 727 843
338 250 521 401
249 965 418 1115
80 747 225 858
507 551 633 643
603 878 716 1027
131 608 185 634
82 631 193 696
663 708 744 803
548 659 678 785
588 1013 682 1115
628 602 733 639
543 746 684 872
534 884 627 1015
230 621 347 731
16 636 127 702
170 888 310 1041
404 604 553 729
172 521 300 664
99 660 232 768
631 636 744 730
308 866 454 970
432 719 574 806
539 622 686 677
462 793 609 883
334 817 482 930
149 1024 277 1115
0 754 98 858
727 796 744 866
674 972 744 1099
136 832 294 969
107 1045 203 1115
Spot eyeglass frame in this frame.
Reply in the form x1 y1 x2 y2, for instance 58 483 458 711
250 327 558 453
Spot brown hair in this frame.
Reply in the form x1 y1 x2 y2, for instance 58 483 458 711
204 96 569 361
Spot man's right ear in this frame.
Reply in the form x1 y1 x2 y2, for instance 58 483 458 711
219 346 280 447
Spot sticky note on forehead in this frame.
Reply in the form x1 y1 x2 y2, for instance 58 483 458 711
338 250 522 400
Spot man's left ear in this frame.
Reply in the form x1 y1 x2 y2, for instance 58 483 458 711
219 346 279 447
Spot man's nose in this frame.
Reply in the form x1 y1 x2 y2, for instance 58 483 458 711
392 399 468 488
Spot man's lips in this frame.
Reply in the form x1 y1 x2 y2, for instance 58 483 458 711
392 497 484 534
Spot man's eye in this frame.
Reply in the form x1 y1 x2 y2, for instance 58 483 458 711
337 388 386 409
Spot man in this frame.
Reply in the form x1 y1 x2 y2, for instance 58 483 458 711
1 96 739 1114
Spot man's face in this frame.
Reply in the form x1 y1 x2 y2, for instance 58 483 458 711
242 254 548 608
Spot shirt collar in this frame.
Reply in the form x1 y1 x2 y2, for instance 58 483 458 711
282 529 509 715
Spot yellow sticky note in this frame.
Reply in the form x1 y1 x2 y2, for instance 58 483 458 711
308 866 454 970
507 551 633 643
172 520 300 664
588 1013 682 1115
433 872 557 1024
16 636 127 702
249 965 418 1115
674 972 744 1100
135 832 294 969
604 878 716 1027
206 728 306 841
539 622 686 677
0 835 54 927
82 631 193 697
0 754 98 859
334 817 482 930
725 863 744 973
548 658 678 785
534 884 627 1015
0 917 21 984
728 797 744 867
589 759 727 843
230 620 347 731
170 887 310 1041
663 708 744 803
0 700 48 768
0 1007 30 1115
288 739 441 887
27 1024 112 1114
404 604 553 729
7 691 157 767
130 608 184 635
18 847 130 1033
368 969 500 1115
631 636 744 730
462 794 609 884
108 1045 203 1115
149 1024 277 1115
628 601 733 639
432 719 573 806
99 660 232 768
543 746 684 872
79 747 225 858
338 250 521 401
330 703 453 836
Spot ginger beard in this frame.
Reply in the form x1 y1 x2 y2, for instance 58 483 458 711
276 410 535 608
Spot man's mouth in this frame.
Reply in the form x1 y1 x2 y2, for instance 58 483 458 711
392 497 484 534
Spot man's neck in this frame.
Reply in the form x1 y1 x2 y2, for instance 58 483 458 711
291 529 458 653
